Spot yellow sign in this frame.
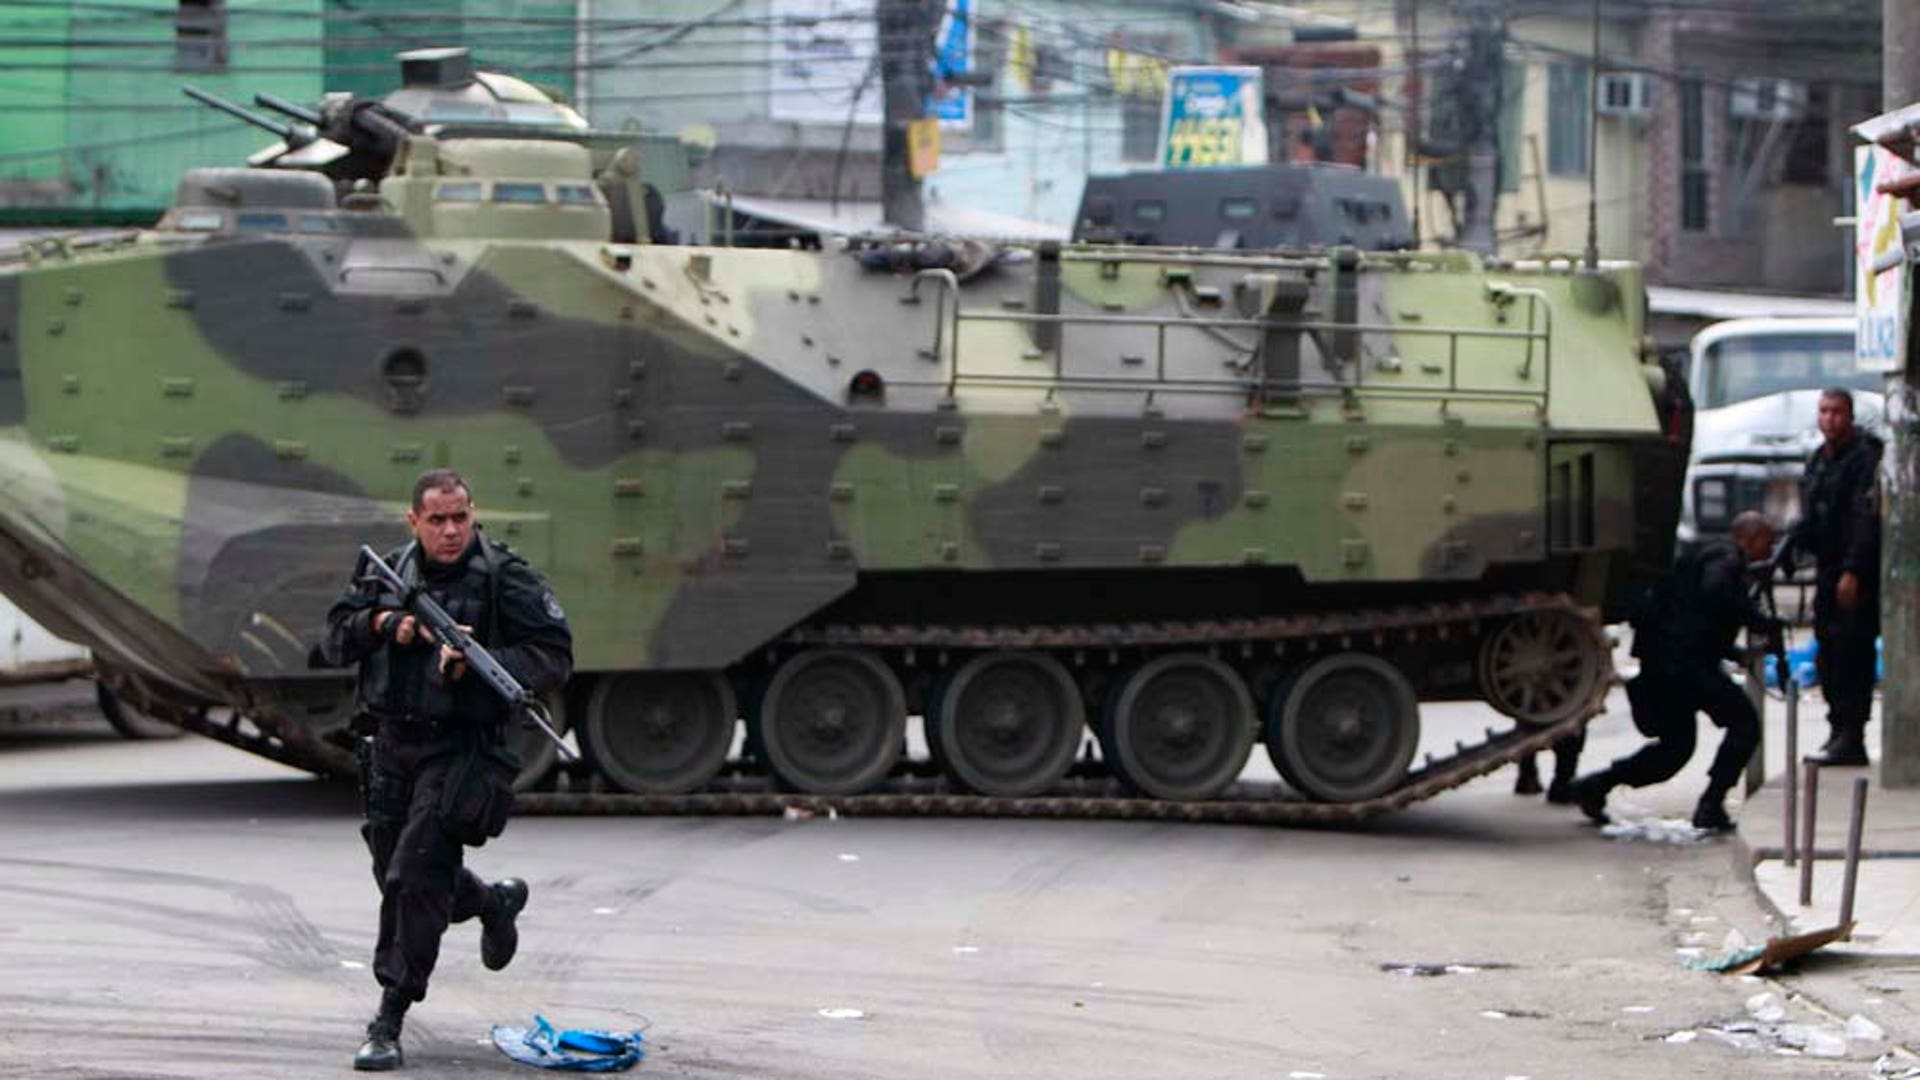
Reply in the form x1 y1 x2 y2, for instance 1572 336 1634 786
908 117 941 179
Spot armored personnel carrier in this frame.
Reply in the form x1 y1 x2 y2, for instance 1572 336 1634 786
0 50 1685 819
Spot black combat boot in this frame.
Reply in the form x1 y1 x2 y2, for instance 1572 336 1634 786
1513 755 1544 796
353 989 409 1072
1692 796 1735 832
1806 730 1869 767
481 878 529 972
1566 772 1614 825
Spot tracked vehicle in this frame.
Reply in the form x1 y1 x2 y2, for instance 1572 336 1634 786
0 50 1686 819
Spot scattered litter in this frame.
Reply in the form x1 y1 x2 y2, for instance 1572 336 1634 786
782 807 815 822
1479 1011 1508 1020
1379 961 1511 977
1747 993 1786 1023
951 946 979 955
1287 1072 1326 1079
817 1008 867 1021
1600 817 1707 845
1866 998 1886 1006
1848 1015 1886 1041
592 907 618 916
827 807 839 821
1674 948 1704 960
1674 908 1695 917
1622 1005 1655 1014
1664 1031 1698 1044
491 1015 644 1072
1071 1001 1084 1009
339 960 366 970
1872 1051 1920 1077
837 854 860 863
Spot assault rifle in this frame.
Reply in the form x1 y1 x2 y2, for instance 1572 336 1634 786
358 545 576 761
1750 543 1795 689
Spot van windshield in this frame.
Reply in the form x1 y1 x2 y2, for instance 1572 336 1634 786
1701 332 1875 408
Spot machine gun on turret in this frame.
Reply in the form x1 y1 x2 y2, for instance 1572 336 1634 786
183 83 423 182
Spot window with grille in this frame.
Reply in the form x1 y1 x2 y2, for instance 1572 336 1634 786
175 0 228 72
1547 62 1590 177
1680 80 1708 231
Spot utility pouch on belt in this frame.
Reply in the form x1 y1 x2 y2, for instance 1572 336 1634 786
438 741 520 847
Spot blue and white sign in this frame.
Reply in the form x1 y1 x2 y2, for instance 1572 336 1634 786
929 0 972 129
1158 66 1268 169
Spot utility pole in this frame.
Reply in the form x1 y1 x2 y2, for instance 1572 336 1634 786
1881 0 1920 786
878 0 936 230
1456 0 1504 255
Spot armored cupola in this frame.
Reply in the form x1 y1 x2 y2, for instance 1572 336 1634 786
155 166 340 235
384 47 588 132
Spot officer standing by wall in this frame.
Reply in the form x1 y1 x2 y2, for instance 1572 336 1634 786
322 469 573 1071
1567 512 1782 830
1790 387 1883 767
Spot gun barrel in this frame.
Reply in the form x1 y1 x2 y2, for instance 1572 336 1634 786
183 84 297 141
254 91 323 126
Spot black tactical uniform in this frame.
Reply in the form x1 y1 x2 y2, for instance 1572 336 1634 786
1569 539 1775 829
323 532 571 1068
1791 431 1882 764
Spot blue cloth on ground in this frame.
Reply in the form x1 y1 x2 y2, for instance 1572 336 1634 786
490 1014 645 1072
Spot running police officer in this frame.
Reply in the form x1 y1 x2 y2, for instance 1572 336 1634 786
1567 512 1781 831
1788 387 1882 767
322 469 573 1071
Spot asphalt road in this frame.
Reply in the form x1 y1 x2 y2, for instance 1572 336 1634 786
0 697 1870 1080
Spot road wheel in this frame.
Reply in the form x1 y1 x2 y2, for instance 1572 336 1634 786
582 672 736 794
929 651 1083 797
757 649 905 795
1267 653 1418 802
1477 609 1610 726
1101 652 1255 801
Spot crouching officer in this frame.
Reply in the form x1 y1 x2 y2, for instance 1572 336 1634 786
1568 512 1781 831
321 469 573 1071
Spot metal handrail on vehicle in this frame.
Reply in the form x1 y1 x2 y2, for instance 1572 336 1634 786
910 268 1555 412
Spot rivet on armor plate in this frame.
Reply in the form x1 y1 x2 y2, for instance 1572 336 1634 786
48 434 79 453
640 277 657 290
1138 544 1166 564
277 380 308 400
1244 491 1269 509
165 289 194 309
1040 429 1065 447
1444 438 1460 456
722 537 749 559
830 482 855 502
826 540 853 560
389 444 422 463
159 436 193 458
1242 433 1270 453
516 477 535 496
626 419 646 441
1342 492 1369 510
274 440 308 461
721 480 752 499
619 305 635 321
62 287 82 307
1139 487 1167 507
932 483 959 503
1140 430 1167 450
1102 301 1126 313
1441 494 1457 514
1456 469 1472 483
704 314 719 328
787 290 801 302
727 324 741 338
1038 485 1065 504
503 445 522 465
1021 349 1044 361
721 420 752 442
827 354 843 366
507 299 539 319
1242 548 1267 565
801 334 815 347
612 387 633 408
938 541 960 562
610 537 643 557
1346 436 1370 455
1035 542 1063 562
45 319 63 336
723 361 743 381
1001 297 1027 309
935 425 962 445
829 423 857 442
613 478 644 498
161 377 195 398
1121 355 1146 366
628 359 647 380
60 374 79 396
1342 539 1369 567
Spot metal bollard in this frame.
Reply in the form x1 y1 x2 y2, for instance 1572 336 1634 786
1799 760 1821 907
1784 681 1798 867
1839 776 1870 936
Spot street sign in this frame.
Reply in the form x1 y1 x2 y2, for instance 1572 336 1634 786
1157 66 1268 170
1856 143 1916 373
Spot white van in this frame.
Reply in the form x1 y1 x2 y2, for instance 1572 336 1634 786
1677 316 1884 550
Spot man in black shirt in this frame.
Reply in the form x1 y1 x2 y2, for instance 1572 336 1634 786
323 469 573 1071
1567 512 1781 831
1790 388 1882 767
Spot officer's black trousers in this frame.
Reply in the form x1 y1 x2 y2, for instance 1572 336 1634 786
363 727 495 1003
1813 575 1878 741
1609 671 1759 798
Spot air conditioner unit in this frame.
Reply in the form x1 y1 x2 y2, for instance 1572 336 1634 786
1730 78 1805 122
1596 72 1652 117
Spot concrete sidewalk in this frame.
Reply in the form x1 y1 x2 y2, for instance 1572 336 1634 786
1733 693 1920 1052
